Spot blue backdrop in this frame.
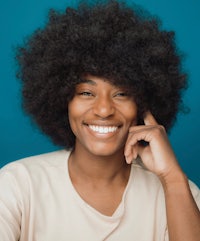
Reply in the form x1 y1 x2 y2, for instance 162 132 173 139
0 0 199 186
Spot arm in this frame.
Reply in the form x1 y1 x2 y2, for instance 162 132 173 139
125 112 200 241
161 172 200 241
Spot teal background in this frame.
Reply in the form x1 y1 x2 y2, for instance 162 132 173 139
0 0 199 186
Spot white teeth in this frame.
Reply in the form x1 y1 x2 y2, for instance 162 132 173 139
89 125 118 134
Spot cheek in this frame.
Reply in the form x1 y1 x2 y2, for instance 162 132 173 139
68 99 84 119
68 101 79 129
123 103 138 125
68 100 88 132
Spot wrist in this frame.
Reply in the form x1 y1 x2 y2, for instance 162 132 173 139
159 168 188 191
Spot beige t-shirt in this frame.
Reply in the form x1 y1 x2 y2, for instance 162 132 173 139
0 150 199 241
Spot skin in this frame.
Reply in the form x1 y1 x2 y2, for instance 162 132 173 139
68 75 138 158
68 74 200 239
68 75 137 215
125 112 200 241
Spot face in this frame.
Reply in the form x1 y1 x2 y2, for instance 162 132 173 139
68 74 138 157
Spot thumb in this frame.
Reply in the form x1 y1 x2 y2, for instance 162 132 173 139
144 111 158 126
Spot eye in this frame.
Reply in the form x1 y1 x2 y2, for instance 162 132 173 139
78 91 93 97
114 91 129 98
116 92 128 97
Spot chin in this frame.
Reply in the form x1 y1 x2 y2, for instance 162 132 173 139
87 142 124 157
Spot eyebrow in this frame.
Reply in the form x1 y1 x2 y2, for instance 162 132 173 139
80 79 97 85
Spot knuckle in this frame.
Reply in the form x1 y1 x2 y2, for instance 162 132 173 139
153 125 166 136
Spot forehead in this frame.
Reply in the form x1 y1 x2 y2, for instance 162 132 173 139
80 74 108 83
78 74 126 89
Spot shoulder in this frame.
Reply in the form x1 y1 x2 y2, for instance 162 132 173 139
1 149 69 169
0 149 70 182
0 149 71 204
131 159 200 209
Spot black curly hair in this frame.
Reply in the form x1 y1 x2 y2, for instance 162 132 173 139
16 0 187 148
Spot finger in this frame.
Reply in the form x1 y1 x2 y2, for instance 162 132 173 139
125 129 151 164
124 134 139 164
125 146 138 164
125 126 149 151
129 125 154 133
144 111 158 126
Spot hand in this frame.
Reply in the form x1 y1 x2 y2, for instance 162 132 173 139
124 112 183 180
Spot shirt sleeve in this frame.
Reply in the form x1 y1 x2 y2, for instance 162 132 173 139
0 164 23 241
189 180 200 210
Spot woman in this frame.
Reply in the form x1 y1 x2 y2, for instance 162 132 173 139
0 0 199 240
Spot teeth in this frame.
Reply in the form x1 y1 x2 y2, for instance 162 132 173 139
89 125 118 134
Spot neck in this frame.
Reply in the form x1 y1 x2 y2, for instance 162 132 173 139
69 145 130 183
68 144 131 217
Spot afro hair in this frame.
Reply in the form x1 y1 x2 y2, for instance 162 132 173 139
16 0 188 148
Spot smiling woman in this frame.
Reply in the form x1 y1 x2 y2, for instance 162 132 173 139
68 74 138 158
0 0 199 240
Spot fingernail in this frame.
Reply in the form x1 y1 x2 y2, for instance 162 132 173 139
125 155 132 164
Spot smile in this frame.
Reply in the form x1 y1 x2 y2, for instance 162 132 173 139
88 125 118 134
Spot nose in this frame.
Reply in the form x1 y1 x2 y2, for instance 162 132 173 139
93 96 115 118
